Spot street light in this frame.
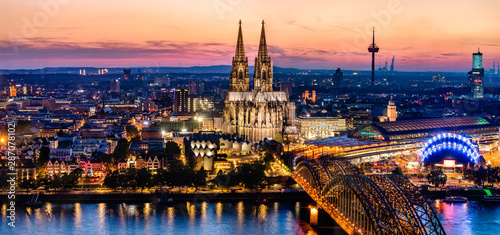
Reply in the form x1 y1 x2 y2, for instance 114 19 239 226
196 117 203 131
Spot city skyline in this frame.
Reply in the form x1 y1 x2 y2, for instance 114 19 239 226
1 0 500 71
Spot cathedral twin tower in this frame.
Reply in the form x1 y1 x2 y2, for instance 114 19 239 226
230 20 273 92
223 21 296 143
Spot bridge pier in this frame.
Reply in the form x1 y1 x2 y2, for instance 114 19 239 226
299 205 348 234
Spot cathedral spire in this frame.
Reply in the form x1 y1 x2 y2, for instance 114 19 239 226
257 20 268 60
235 20 245 60
229 20 250 92
253 20 273 92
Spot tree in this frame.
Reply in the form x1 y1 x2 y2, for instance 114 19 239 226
103 170 120 191
169 165 195 191
426 170 447 188
0 174 9 189
193 167 207 189
154 168 169 189
469 166 488 186
417 172 425 181
486 167 500 185
126 125 140 141
124 168 138 190
164 142 181 157
478 156 487 167
113 138 130 162
50 175 63 190
19 179 37 192
38 147 51 167
61 168 83 189
263 153 274 171
136 168 153 192
392 167 404 176
213 170 239 191
237 162 266 189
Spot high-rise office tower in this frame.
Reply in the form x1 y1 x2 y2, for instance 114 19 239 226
173 88 188 112
368 28 379 86
123 69 131 80
196 82 204 95
468 49 484 98
333 68 343 88
188 80 197 95
110 79 120 92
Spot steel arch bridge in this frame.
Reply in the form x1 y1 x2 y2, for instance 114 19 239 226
292 158 446 235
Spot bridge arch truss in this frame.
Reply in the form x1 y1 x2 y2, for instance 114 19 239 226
293 158 446 235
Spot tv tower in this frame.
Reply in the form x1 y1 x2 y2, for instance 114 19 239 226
368 28 379 85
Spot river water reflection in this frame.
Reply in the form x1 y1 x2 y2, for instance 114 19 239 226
3 200 499 234
433 200 500 235
1 201 305 235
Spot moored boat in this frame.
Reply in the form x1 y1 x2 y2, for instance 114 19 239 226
25 193 43 207
482 194 500 202
443 196 467 203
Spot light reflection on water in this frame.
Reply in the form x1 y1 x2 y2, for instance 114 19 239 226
433 200 500 235
0 201 304 235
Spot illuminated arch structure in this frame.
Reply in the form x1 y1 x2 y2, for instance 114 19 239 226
420 133 480 164
293 158 445 235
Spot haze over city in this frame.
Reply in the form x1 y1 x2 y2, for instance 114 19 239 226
1 0 500 71
4 1 500 235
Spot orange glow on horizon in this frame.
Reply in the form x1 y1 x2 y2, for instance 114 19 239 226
0 0 499 71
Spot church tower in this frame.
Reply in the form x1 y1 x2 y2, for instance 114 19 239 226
253 20 273 92
224 20 297 143
229 20 250 92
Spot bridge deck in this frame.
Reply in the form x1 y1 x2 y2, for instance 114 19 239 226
292 173 357 234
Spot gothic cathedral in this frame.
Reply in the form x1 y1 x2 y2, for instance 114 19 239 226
223 21 296 143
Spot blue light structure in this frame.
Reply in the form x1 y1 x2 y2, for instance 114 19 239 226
420 133 480 164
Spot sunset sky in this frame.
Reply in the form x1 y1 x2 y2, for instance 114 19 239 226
1 0 500 71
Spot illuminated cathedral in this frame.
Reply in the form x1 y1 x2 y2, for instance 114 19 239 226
223 21 297 143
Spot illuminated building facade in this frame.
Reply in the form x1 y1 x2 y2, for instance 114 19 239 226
420 133 480 173
173 88 188 112
295 116 347 139
110 79 120 92
223 21 296 143
184 133 251 170
386 100 397 122
468 49 484 98
352 116 498 141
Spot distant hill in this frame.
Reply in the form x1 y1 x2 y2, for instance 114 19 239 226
0 65 466 76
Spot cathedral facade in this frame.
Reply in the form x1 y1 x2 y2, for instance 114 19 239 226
223 21 296 143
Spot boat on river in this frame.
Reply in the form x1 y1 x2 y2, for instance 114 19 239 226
443 195 467 203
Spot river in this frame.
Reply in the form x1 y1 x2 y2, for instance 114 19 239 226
1 201 305 235
2 200 499 234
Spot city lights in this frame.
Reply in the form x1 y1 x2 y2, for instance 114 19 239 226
3 1 500 234
420 133 480 164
